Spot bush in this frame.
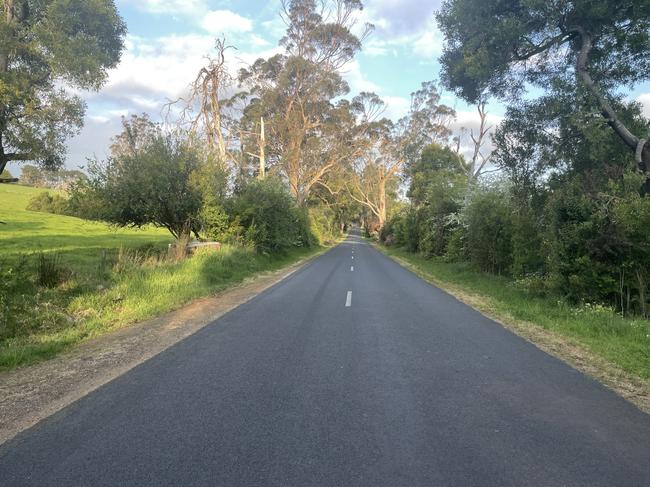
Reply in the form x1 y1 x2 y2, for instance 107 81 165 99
382 206 420 252
200 203 231 241
69 121 206 240
26 191 72 215
308 206 343 245
463 187 514 275
228 178 315 254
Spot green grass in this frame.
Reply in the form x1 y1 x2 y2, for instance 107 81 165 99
378 245 650 380
0 184 321 369
0 184 171 267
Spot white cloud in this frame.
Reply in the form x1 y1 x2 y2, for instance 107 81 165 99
249 35 271 48
413 29 443 58
341 60 381 94
201 10 253 34
382 96 410 120
121 0 208 15
351 0 444 60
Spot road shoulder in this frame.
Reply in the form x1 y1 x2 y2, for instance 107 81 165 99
373 243 650 415
0 249 326 446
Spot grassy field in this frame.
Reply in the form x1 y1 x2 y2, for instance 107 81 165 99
0 184 320 369
0 184 171 266
378 245 650 381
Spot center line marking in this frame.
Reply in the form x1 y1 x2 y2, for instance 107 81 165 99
345 291 352 307
351 266 354 271
351 256 354 260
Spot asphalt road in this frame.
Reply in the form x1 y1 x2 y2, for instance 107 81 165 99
2 230 650 486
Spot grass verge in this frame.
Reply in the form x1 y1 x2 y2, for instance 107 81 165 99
0 245 322 370
1 184 327 370
376 244 650 411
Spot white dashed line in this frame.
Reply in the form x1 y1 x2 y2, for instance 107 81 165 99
345 291 352 307
351 266 354 271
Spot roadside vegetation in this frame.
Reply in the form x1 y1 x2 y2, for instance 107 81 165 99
2 0 650 388
372 1 650 384
0 184 323 369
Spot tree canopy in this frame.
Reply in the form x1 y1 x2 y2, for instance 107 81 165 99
437 0 650 175
0 0 126 174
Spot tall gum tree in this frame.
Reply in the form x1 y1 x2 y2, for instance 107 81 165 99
437 0 650 182
348 83 455 230
238 0 372 205
0 0 126 176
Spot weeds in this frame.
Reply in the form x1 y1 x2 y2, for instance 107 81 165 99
36 252 68 288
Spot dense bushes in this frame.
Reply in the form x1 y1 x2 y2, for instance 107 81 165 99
228 178 316 254
382 140 650 316
26 113 338 259
61 117 323 255
462 188 514 275
383 168 650 316
26 191 73 215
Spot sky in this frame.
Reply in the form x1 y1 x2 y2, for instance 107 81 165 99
24 0 650 172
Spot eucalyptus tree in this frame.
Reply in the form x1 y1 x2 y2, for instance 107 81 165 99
0 0 126 176
238 0 372 205
437 0 650 178
348 84 455 230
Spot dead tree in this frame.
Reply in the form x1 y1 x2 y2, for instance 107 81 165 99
165 39 236 167
454 101 494 183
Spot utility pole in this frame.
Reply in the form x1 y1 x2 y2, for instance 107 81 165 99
245 117 267 179
259 117 266 180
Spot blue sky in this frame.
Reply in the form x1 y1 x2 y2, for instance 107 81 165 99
40 0 650 171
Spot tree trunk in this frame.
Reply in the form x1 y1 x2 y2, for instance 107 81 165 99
258 117 266 179
377 175 386 229
575 29 650 187
637 269 647 318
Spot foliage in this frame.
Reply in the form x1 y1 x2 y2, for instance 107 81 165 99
72 118 206 239
228 177 316 253
0 0 126 174
238 0 370 204
308 206 344 245
437 0 650 176
462 186 514 275
437 0 650 103
26 191 71 215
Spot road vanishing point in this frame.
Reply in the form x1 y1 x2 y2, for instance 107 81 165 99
1 230 649 486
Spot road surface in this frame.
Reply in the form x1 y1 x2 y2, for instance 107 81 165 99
1 231 649 486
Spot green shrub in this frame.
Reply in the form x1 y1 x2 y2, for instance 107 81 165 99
464 187 514 275
228 178 315 254
26 191 72 215
308 206 342 245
